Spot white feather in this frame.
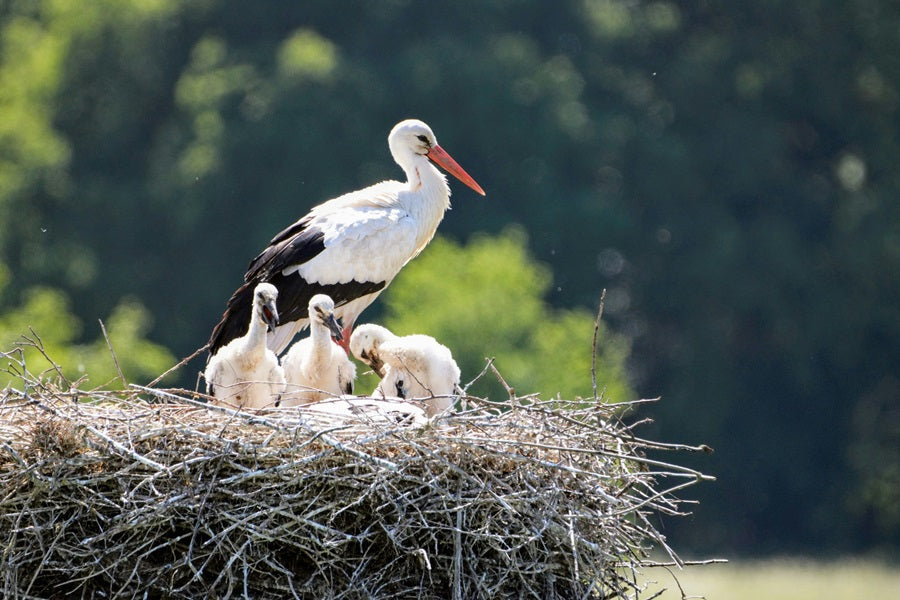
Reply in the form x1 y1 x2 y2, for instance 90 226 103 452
205 283 286 409
350 323 460 417
281 295 356 405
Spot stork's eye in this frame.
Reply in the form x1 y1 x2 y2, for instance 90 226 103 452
416 134 429 145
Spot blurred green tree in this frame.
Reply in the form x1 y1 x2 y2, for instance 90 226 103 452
372 229 632 404
0 266 175 390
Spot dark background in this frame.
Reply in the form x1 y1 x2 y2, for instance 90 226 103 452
1 0 897 558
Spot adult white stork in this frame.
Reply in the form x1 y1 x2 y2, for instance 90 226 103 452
204 282 286 409
209 118 485 357
280 294 356 406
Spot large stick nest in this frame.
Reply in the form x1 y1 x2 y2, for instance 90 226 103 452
1 344 712 600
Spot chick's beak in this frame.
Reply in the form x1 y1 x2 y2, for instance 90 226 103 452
262 302 279 330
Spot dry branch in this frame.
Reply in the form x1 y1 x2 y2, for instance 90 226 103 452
0 343 714 599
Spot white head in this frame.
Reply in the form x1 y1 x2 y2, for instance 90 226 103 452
388 119 437 161
253 283 279 330
387 119 485 196
307 294 343 340
349 323 395 371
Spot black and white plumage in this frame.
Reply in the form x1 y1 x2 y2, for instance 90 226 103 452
209 119 485 357
350 323 461 417
280 294 356 406
204 282 286 409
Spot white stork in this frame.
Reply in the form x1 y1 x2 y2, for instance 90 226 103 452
209 119 485 357
349 323 461 417
204 282 286 409
280 294 356 406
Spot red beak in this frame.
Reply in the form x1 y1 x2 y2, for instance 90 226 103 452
427 144 486 196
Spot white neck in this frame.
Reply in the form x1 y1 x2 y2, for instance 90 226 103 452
242 308 268 352
310 316 333 350
399 156 451 253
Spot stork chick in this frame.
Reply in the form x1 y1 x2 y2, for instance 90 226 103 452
204 282 286 409
350 323 460 417
280 294 356 406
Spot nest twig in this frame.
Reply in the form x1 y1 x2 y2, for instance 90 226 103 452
1 339 715 599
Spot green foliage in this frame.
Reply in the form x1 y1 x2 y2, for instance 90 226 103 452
0 9 70 245
277 28 339 80
70 299 177 389
379 229 632 403
0 275 175 390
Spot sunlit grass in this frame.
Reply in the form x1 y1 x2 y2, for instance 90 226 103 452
640 558 900 600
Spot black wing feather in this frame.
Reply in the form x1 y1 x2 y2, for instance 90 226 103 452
245 217 325 281
208 280 256 355
268 270 386 326
209 218 326 354
209 217 386 355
